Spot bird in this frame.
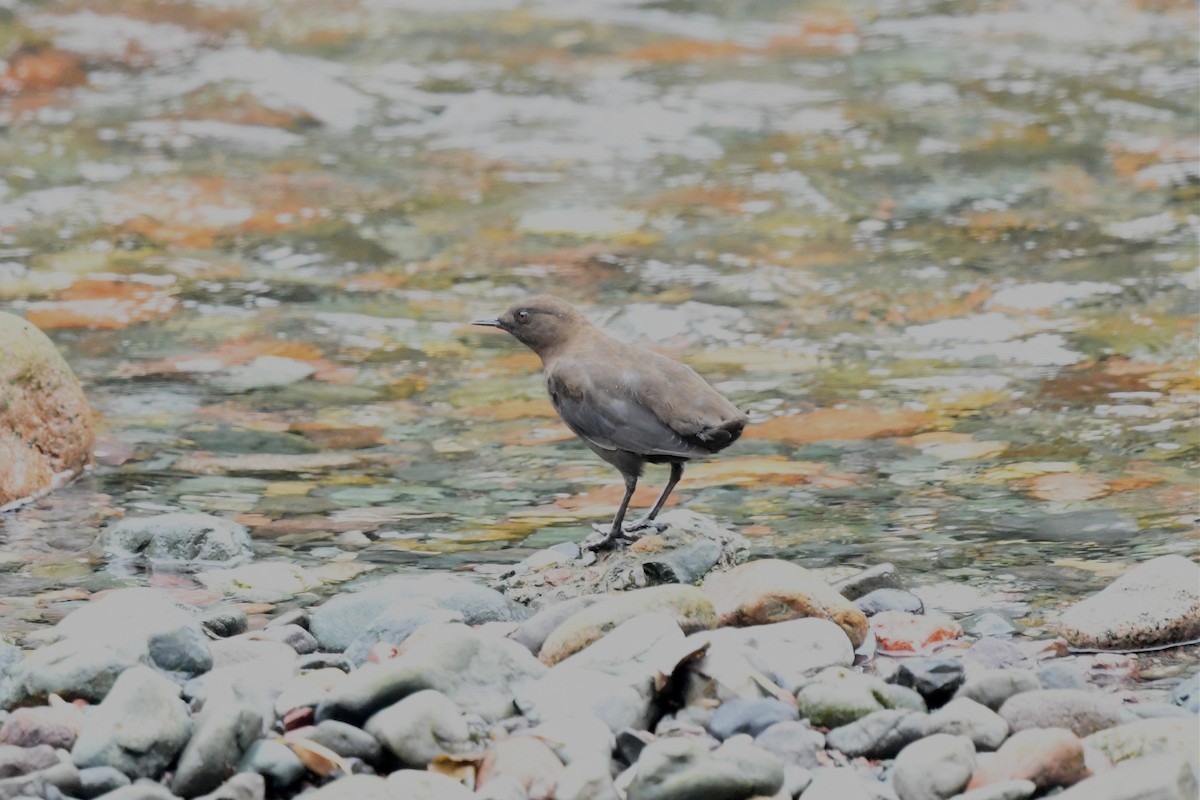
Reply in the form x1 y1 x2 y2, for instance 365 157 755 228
473 294 748 549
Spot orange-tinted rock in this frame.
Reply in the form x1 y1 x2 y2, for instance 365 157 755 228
3 49 86 93
476 736 564 795
871 610 963 655
538 585 716 666
23 279 177 331
0 313 94 507
289 422 384 450
703 559 868 648
745 408 935 444
968 727 1090 791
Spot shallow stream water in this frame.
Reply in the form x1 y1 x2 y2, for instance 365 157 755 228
0 0 1196 678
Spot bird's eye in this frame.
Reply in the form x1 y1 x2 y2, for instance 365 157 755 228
516 310 530 324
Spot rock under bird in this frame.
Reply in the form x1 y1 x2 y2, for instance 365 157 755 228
472 294 748 549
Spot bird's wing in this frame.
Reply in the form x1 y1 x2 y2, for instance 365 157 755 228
546 359 708 458
623 350 749 446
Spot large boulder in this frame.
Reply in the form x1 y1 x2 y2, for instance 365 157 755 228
0 312 93 508
1058 556 1200 650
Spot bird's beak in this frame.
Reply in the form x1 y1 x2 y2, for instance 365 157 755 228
471 317 503 328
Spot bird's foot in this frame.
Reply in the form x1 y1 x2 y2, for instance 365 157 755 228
583 524 620 551
583 519 668 550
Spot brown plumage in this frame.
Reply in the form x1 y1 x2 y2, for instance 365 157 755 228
473 294 748 548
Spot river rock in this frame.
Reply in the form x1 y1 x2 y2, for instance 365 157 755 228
364 690 481 767
683 618 854 705
709 699 799 740
557 613 684 679
962 638 1031 671
1083 717 1200 764
555 759 621 800
201 607 249 639
799 768 876 800
1058 555 1200 650
186 638 297 727
855 588 924 617
78 765 132 797
0 703 85 749
294 774 390 800
924 698 1008 751
516 667 654 734
1034 662 1086 690
960 613 1020 639
1169 673 1198 712
625 736 784 800
966 727 1088 792
539 585 716 666
304 720 382 766
8 590 212 706
72 666 192 779
384 770 473 800
195 772 265 800
99 513 252 564
833 563 903 600
796 667 915 728
893 734 976 800
496 510 748 608
892 657 965 708
703 559 868 647
509 596 604 655
0 312 93 508
342 604 463 666
825 709 925 759
237 740 304 791
309 575 525 652
0 646 22 710
950 781 1036 800
1052 754 1198 800
0 743 58 778
476 736 564 796
754 721 825 768
172 692 263 797
317 623 545 724
0 755 81 800
871 610 963 655
93 780 182 800
954 670 1041 711
998 689 1135 737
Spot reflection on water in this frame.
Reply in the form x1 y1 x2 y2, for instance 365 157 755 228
0 1 1196 647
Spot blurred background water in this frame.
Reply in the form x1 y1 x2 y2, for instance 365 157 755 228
0 0 1196 648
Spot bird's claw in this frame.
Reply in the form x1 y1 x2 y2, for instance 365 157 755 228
582 519 668 550
583 524 619 551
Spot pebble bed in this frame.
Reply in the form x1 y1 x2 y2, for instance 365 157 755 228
0 510 1196 800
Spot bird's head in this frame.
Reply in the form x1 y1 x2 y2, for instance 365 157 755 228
472 294 590 358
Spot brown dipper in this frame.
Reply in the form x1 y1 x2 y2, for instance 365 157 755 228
473 295 748 549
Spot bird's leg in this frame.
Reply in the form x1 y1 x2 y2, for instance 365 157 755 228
623 462 683 533
583 473 638 550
